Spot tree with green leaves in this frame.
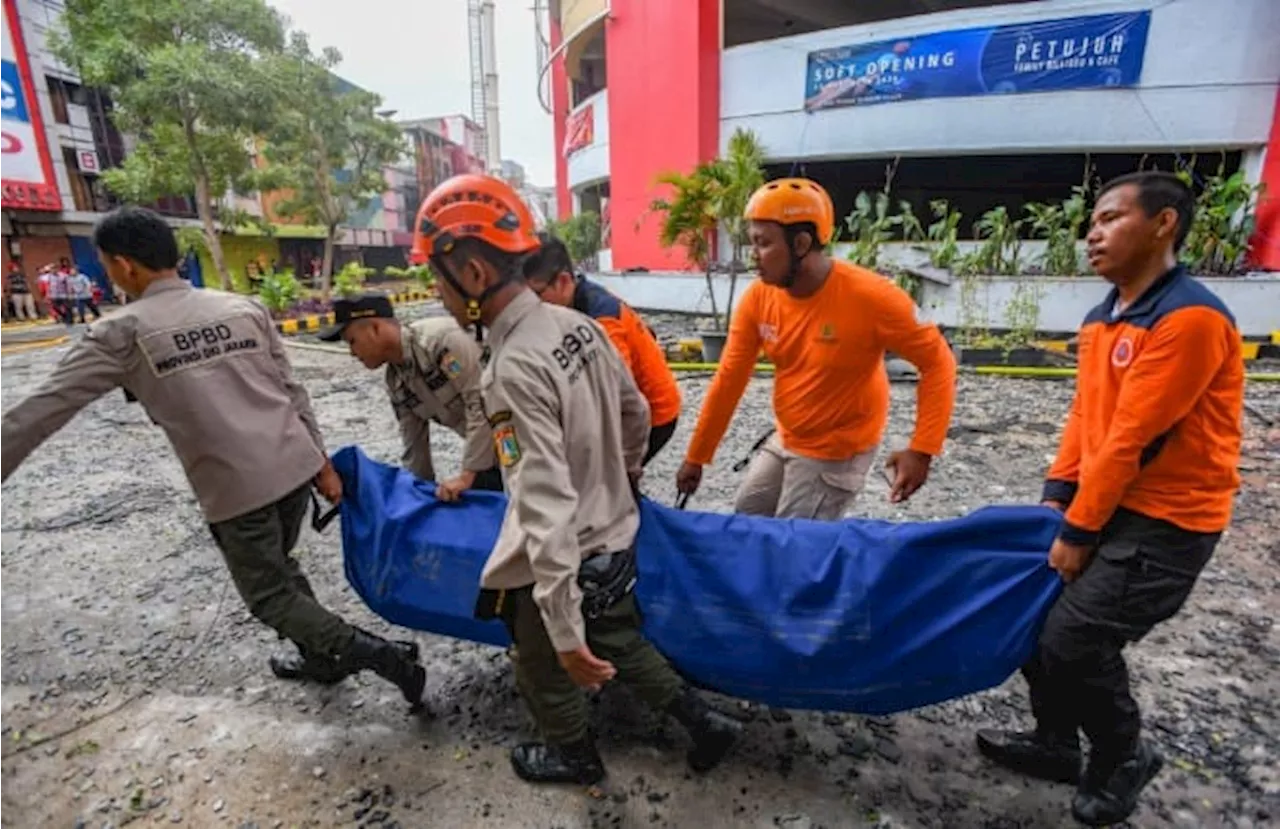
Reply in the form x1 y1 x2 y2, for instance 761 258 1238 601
259 33 404 294
649 128 766 330
51 0 285 291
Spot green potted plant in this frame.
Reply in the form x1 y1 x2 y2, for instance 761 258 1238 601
650 128 766 362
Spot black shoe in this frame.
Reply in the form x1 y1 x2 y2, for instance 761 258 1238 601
269 644 353 685
339 628 427 709
510 739 606 785
666 688 743 773
1071 740 1163 827
976 729 1083 784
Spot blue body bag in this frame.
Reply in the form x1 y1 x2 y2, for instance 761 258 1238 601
333 446 1063 715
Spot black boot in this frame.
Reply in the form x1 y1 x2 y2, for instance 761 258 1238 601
976 729 1083 784
269 642 353 685
1071 739 1163 826
338 628 427 709
510 737 606 785
666 688 742 773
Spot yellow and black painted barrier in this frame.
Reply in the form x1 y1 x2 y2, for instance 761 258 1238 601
1034 335 1280 362
273 288 435 336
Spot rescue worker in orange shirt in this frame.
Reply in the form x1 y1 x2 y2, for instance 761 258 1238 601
675 178 957 519
522 233 682 464
977 171 1244 827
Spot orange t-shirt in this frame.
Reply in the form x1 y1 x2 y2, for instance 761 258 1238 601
573 278 682 427
685 261 956 465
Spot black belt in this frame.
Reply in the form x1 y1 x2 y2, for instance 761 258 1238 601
474 548 638 624
577 548 637 620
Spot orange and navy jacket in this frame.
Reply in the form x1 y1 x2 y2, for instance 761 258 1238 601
572 277 682 427
1045 265 1244 546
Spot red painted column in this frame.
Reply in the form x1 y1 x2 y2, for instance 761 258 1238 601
549 18 572 221
606 0 721 270
1250 87 1280 271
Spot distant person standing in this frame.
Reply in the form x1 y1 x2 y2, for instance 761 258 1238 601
45 263 71 324
70 267 102 323
7 263 38 321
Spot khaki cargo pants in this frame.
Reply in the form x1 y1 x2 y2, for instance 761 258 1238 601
507 587 683 745
733 434 877 520
208 484 355 657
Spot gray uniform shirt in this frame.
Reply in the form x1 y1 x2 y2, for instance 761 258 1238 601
478 289 651 653
385 317 494 480
1 278 327 522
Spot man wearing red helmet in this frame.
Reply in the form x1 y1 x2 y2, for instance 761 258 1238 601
412 174 741 786
676 178 957 519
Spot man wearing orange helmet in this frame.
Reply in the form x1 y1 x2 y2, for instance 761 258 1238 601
676 178 957 519
412 174 741 786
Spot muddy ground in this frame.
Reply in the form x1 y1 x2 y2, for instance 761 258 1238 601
2 316 1278 829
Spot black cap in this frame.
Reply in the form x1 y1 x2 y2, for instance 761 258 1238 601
318 293 395 341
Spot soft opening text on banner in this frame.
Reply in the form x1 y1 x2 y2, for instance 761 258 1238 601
804 11 1151 112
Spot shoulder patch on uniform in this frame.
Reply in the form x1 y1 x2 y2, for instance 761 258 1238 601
440 350 463 379
487 409 512 426
493 423 521 467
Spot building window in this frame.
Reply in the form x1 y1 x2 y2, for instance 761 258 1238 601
46 77 90 125
61 146 95 211
47 76 69 124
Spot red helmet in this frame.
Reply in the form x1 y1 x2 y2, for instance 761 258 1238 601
410 174 540 265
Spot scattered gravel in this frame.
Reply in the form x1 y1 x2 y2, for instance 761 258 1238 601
3 310 1278 828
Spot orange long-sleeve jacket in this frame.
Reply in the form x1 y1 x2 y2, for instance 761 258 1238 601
573 278 682 427
685 261 957 466
1044 265 1244 545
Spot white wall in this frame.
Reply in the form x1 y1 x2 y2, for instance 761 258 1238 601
917 275 1280 336
721 0 1280 160
590 271 1280 338
566 89 610 189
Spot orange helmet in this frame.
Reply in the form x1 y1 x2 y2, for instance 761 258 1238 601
743 178 835 245
410 173 541 265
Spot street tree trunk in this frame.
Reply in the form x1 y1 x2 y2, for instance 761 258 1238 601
183 112 231 291
322 227 337 296
193 171 230 291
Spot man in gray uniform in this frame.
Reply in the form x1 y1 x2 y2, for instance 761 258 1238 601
0 206 426 709
319 294 502 499
412 173 742 785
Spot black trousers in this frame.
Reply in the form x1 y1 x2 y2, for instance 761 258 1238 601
644 418 678 466
1023 508 1218 761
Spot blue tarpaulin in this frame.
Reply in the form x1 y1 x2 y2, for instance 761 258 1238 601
333 445 1064 715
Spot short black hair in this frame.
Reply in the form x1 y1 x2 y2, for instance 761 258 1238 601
436 237 531 284
1097 171 1195 252
93 206 180 271
523 232 575 283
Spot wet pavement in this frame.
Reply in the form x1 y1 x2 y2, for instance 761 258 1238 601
2 318 1277 828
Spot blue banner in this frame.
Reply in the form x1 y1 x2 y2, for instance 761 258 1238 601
804 11 1151 111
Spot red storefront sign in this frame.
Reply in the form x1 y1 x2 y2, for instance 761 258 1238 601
2 0 62 212
563 104 594 157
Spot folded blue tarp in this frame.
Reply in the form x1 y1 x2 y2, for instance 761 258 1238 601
333 445 1064 715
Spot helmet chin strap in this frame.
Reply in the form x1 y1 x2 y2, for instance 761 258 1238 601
433 255 515 343
781 227 812 290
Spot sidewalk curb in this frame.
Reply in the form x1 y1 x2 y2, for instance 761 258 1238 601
272 290 434 336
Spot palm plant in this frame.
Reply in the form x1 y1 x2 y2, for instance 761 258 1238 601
649 128 766 330
650 162 728 327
